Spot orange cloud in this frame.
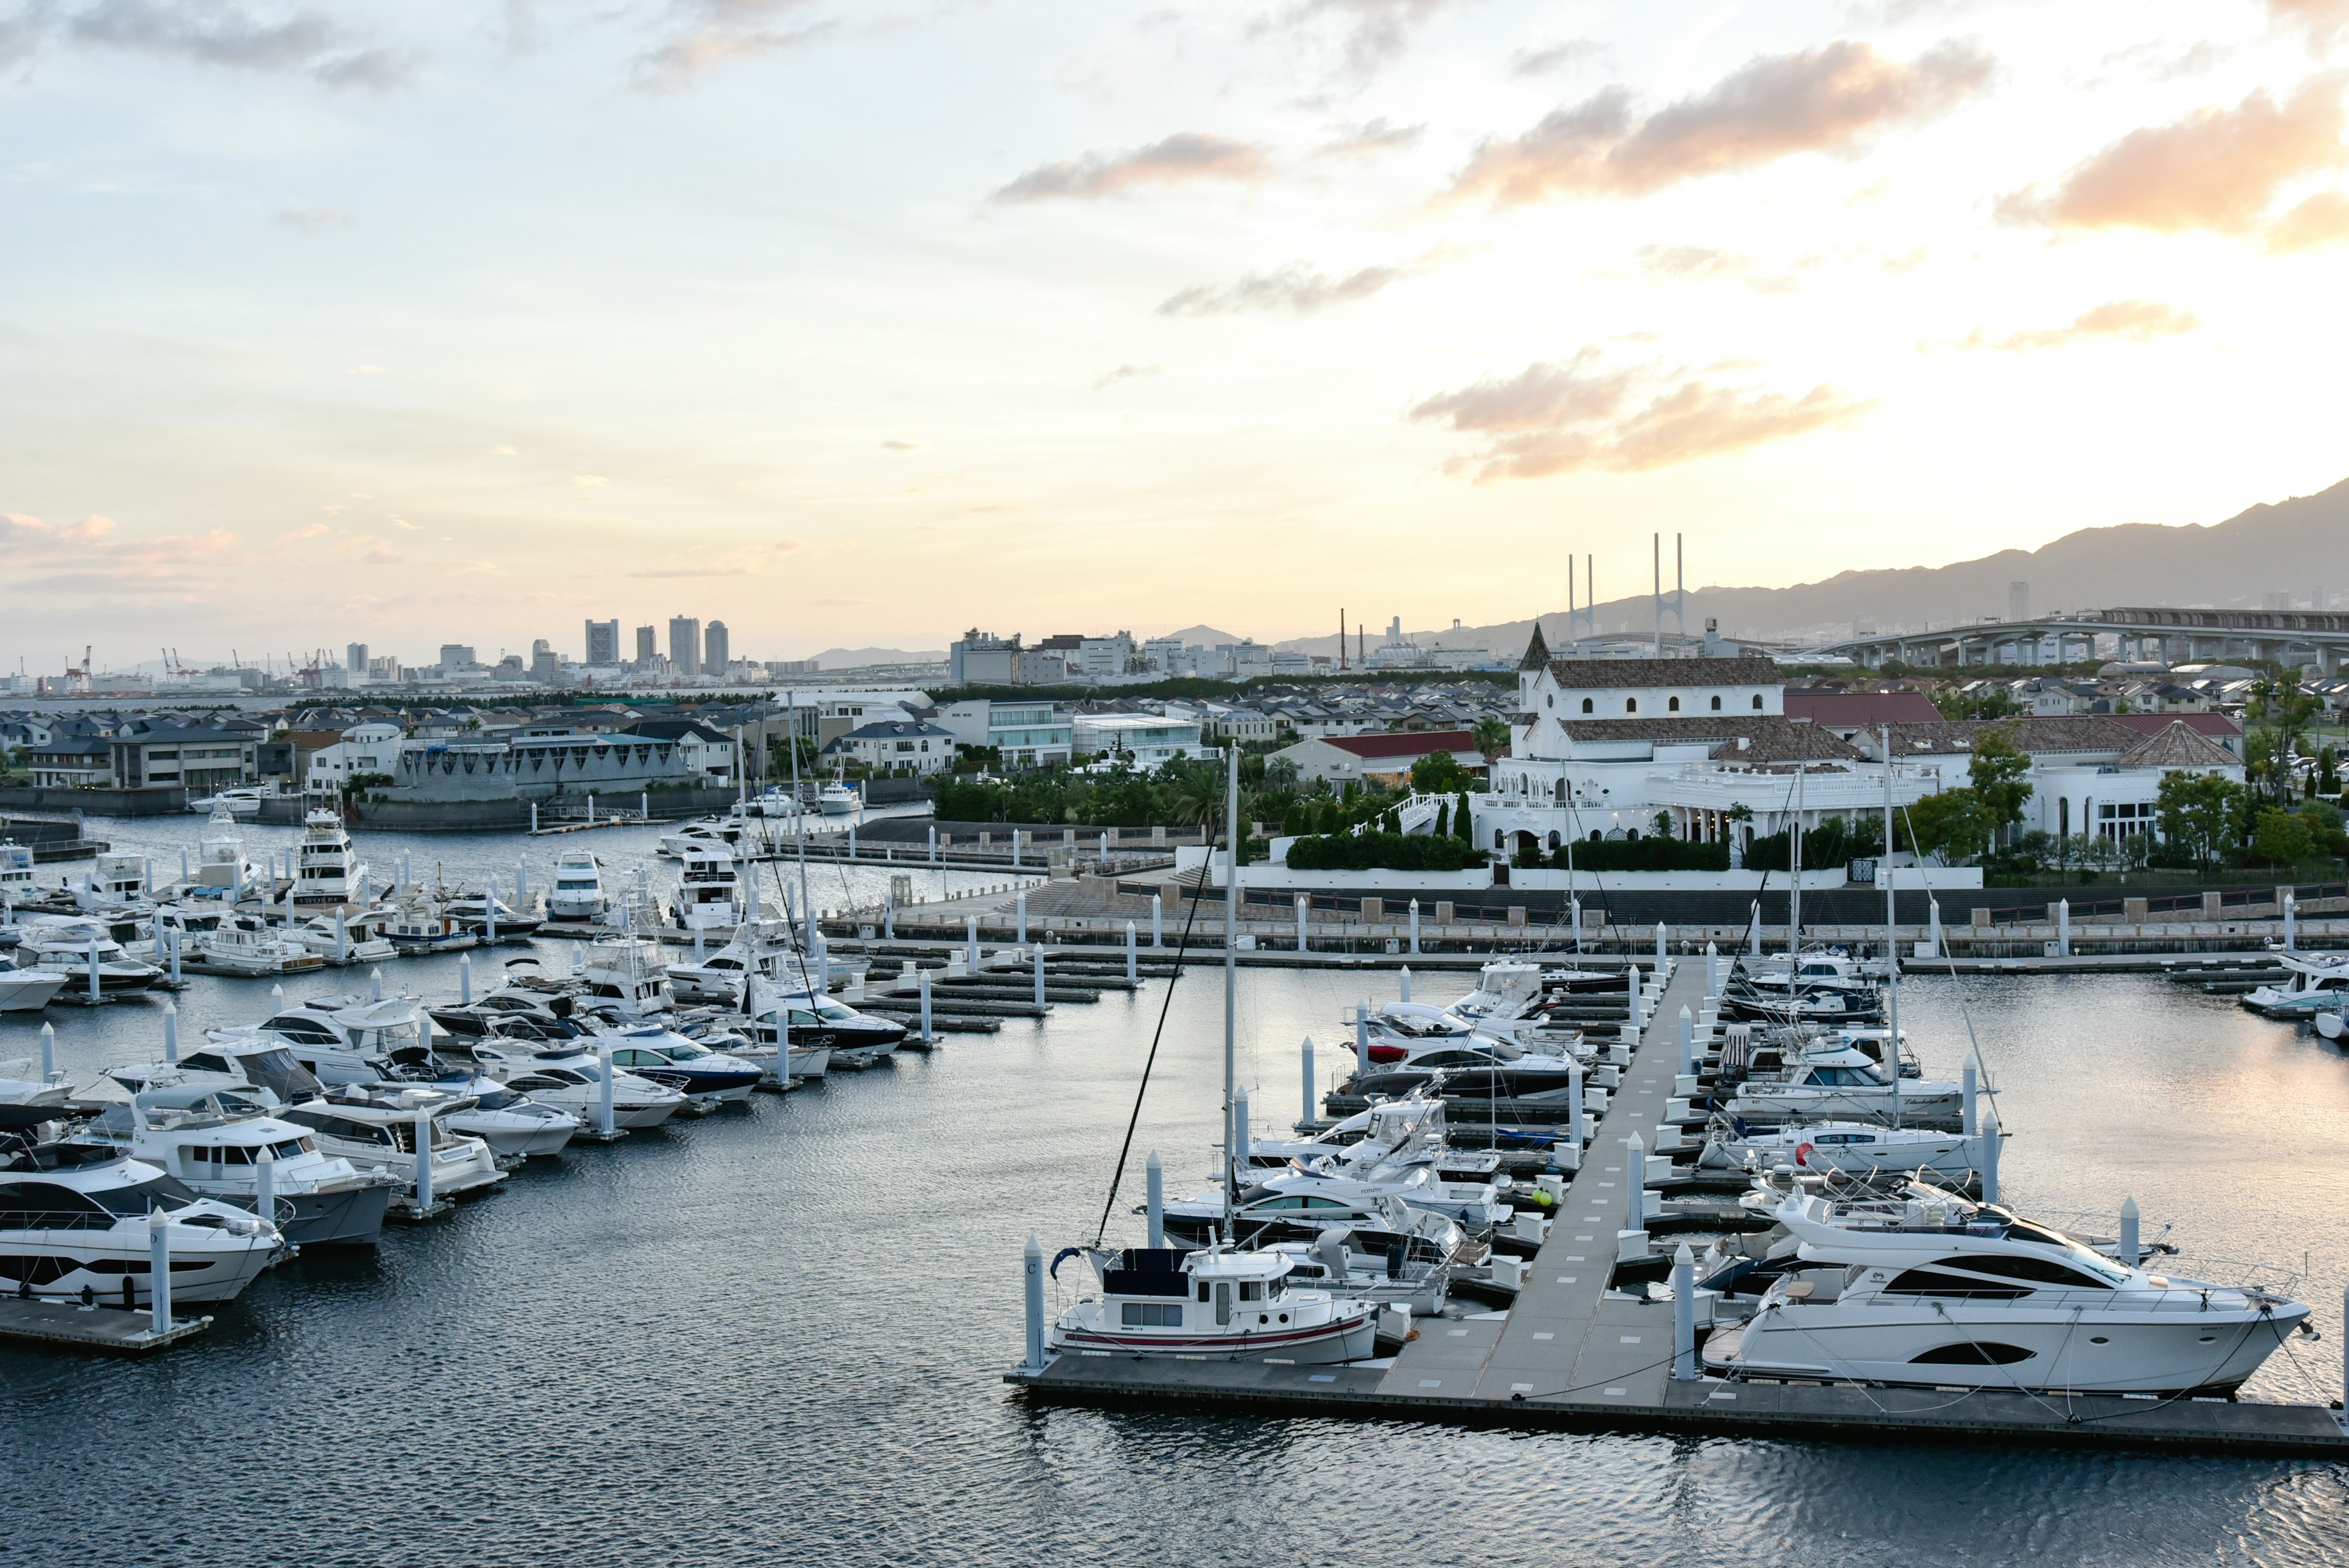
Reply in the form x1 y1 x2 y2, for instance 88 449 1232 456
280 522 330 540
993 133 1268 202
1444 40 1994 206
1 512 239 596
2271 0 2349 45
1998 77 2348 234
2266 188 2349 248
1968 299 2202 349
1409 348 1871 479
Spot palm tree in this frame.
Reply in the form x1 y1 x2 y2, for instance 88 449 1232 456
1471 716 1510 768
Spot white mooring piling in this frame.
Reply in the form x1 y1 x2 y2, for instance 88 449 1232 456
1672 1243 1698 1380
1145 1151 1164 1247
1032 944 1045 1010
1233 1090 1250 1182
167 927 181 987
335 909 349 964
967 915 981 973
1152 893 1163 949
459 953 473 1005
1962 1063 1979 1139
598 1043 616 1139
40 1023 55 1085
1980 1109 2001 1204
1399 966 1412 1004
163 1001 178 1062
86 943 101 1005
255 1148 275 1233
1408 898 1420 956
918 967 933 1046
1655 921 1666 963
2058 898 2071 957
414 1111 434 1214
147 1210 171 1334
1927 898 1942 958
369 966 383 1001
1626 1131 1646 1232
1301 1037 1316 1124
1126 921 1137 983
1023 1234 1046 1372
2120 1197 2140 1268
1296 895 1308 955
1705 941 1720 997
1678 1005 1693 1076
1017 890 1028 946
1355 998 1371 1076
1568 1058 1586 1145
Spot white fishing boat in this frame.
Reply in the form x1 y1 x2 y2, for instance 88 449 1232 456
544 849 610 923
1700 1175 2314 1395
817 781 859 816
291 807 369 906
1047 1245 1378 1364
670 843 743 931
188 809 262 896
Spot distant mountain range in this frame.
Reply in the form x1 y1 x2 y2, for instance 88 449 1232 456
1270 478 2349 657
811 646 945 670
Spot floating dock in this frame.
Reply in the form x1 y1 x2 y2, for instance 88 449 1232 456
0 1299 212 1356
1009 958 2349 1456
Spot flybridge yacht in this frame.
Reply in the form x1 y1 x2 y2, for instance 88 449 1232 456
72 852 153 912
817 781 859 816
1700 1176 2313 1396
2243 953 2349 1019
189 810 262 898
659 817 744 858
292 808 368 906
1696 1118 1990 1182
1047 1246 1378 1364
0 840 38 904
73 1088 395 1246
1723 1045 1964 1125
670 843 743 932
0 1111 283 1305
275 1085 506 1205
581 934 674 1019
544 850 610 924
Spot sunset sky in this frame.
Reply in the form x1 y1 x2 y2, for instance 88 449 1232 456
5 0 2348 672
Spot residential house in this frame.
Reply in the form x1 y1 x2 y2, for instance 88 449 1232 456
820 719 956 776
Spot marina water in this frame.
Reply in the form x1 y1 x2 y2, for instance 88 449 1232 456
5 822 2348 1564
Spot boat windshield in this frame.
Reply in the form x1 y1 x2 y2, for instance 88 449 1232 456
87 1173 204 1215
2008 1218 2132 1284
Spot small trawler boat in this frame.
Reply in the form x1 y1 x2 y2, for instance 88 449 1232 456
817 780 859 816
1694 1117 1990 1182
467 1043 687 1131
275 1084 508 1206
544 849 610 924
291 808 369 906
670 843 743 933
598 1023 764 1104
383 897 480 956
76 1088 396 1246
1723 1045 1964 1125
1699 1174 2313 1395
1047 1245 1379 1363
195 912 329 975
2243 953 2349 1019
0 1111 283 1304
188 809 262 898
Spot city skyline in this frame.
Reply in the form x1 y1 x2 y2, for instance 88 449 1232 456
7 2 2349 670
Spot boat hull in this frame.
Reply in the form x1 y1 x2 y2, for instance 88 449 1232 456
1050 1313 1376 1364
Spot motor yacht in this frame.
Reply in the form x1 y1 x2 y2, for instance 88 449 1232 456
817 781 859 816
428 988 579 1039
0 1116 283 1305
217 994 430 1084
2243 953 2349 1019
579 934 674 1019
1264 1225 1452 1317
0 1056 72 1106
544 850 610 924
275 1084 507 1205
443 892 544 942
195 912 328 975
108 1035 329 1105
13 920 162 993
187 810 262 898
383 897 480 956
190 785 269 816
598 1024 763 1104
1045 1245 1377 1364
1244 1093 1506 1183
746 787 804 821
75 1088 395 1246
666 934 763 1004
1165 1144 1513 1240
670 843 743 933
286 909 399 966
1694 1117 1991 1182
71 852 154 912
1722 1046 1964 1124
658 818 743 858
744 982 905 1069
1699 1175 2313 1395
466 1043 686 1130
420 1071 582 1158
0 969 69 1014
291 808 369 906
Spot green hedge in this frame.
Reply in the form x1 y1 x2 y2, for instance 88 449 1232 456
1548 837 1729 871
1283 831 1488 872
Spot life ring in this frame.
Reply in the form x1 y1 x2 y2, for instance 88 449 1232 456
1794 1142 1814 1167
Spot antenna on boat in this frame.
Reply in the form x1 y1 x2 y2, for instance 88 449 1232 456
1223 741 1241 1243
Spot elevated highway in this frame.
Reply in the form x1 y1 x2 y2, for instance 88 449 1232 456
1813 605 2349 671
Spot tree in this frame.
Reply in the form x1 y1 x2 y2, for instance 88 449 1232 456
2247 676 2320 805
1934 686 2023 722
1899 788 1991 864
1471 717 1511 767
1410 750 1470 794
1434 801 1450 838
1969 728 2034 850
2155 770 2244 875
2252 807 2317 867
1456 787 1476 845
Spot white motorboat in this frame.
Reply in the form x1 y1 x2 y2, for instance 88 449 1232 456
745 982 904 1070
2243 953 2349 1019
1264 1227 1452 1317
292 808 369 906
670 843 743 932
817 781 859 816
1701 1176 2314 1395
466 1042 686 1131
746 787 804 821
0 970 69 1014
599 1024 764 1104
190 785 269 815
544 849 610 923
383 897 480 956
0 841 37 903
0 1056 72 1105
72 851 154 912
442 891 544 942
1694 1117 1991 1182
1166 1137 1516 1239
275 1085 508 1205
1723 1045 1964 1124
108 1035 331 1105
76 1087 396 1246
423 1071 582 1158
579 934 674 1019
13 920 163 993
195 912 328 975
658 818 743 858
188 810 262 896
221 993 432 1084
1047 1245 1378 1363
287 909 399 966
666 934 759 1004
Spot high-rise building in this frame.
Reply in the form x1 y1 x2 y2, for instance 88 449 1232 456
634 625 657 666
585 619 620 666
346 642 368 673
704 620 730 676
438 643 476 673
669 616 701 678
531 639 561 684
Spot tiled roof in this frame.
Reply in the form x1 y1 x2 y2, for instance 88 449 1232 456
2113 721 2240 768
1784 690 1943 728
1319 729 1479 760
1551 716 1861 762
2106 712 2242 741
1544 656 1783 687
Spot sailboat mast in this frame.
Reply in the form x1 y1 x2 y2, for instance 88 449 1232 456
1883 724 1901 1126
1788 761 1804 960
1223 743 1241 1221
789 692 811 951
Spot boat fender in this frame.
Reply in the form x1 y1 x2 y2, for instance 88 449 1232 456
1794 1142 1813 1167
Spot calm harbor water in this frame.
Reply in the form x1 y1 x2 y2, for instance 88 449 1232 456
5 829 2349 1566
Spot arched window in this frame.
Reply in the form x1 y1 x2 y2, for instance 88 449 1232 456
1751 694 1763 710
1668 696 1681 712
1545 694 1553 709
1581 697 1594 714
1546 830 1561 849
1493 829 1506 850
1710 695 1722 711
1625 698 1638 714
